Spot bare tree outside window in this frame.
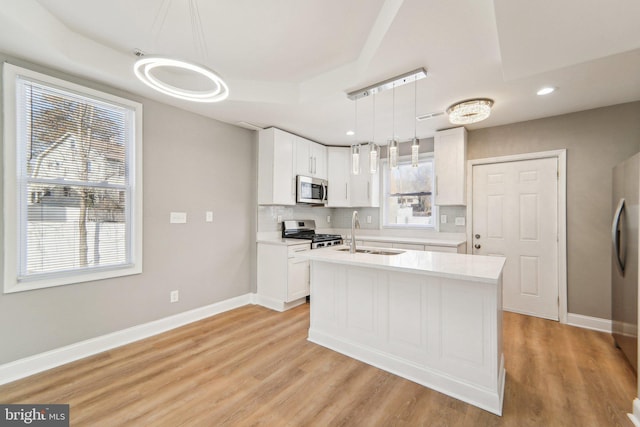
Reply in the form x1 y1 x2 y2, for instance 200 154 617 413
23 81 129 274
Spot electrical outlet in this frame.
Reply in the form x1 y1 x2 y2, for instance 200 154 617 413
170 290 179 303
366 215 372 224
205 211 213 222
170 212 187 224
327 215 331 223
440 215 447 224
455 217 466 226
277 215 283 223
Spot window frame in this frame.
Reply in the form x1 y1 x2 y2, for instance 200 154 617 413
381 152 436 230
3 63 143 293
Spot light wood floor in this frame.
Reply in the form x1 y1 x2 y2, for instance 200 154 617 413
0 303 636 426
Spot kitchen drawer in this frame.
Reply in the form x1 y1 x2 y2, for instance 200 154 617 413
359 240 388 248
424 244 458 253
392 242 425 250
288 243 311 257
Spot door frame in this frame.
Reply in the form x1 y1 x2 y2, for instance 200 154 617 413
466 149 568 323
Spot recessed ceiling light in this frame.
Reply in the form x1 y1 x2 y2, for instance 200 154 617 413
537 87 556 96
346 130 355 136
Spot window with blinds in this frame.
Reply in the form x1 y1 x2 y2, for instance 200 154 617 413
3 63 143 292
382 154 435 228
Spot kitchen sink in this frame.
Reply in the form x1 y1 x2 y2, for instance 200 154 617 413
336 248 404 255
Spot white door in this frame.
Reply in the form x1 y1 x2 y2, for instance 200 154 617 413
472 158 559 320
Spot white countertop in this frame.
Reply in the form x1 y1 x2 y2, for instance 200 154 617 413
344 235 465 247
296 245 505 284
256 237 311 246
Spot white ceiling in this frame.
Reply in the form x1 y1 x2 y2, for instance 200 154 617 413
0 0 639 146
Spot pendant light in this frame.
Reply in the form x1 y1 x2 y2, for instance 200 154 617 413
133 0 229 103
369 143 379 174
411 79 419 167
351 97 360 175
351 144 361 175
369 93 379 174
388 83 399 170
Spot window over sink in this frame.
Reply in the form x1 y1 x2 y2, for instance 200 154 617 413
381 154 435 229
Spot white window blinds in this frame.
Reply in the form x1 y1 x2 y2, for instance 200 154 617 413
14 74 135 281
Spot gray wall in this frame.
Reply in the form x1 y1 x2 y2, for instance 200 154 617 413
0 55 257 364
468 101 640 319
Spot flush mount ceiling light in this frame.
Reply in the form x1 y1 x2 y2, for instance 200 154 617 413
537 87 556 96
446 98 494 125
133 56 229 103
133 0 229 103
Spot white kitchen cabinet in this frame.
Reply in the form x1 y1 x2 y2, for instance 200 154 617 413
434 127 467 206
258 128 296 205
350 144 380 207
257 242 310 311
296 136 327 180
327 147 351 207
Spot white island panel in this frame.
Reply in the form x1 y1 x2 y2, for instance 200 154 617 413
308 254 505 415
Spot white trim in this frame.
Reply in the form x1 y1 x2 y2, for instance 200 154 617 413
252 293 307 312
628 398 640 426
0 293 254 386
566 313 612 333
466 149 568 323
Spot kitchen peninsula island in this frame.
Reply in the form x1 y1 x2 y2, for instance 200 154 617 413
297 246 507 415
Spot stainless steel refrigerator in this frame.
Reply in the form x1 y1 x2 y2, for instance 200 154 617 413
612 153 639 372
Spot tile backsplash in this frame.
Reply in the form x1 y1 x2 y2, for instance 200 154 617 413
258 205 466 234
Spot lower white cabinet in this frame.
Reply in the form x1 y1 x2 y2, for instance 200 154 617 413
353 239 465 253
257 242 310 311
287 255 310 301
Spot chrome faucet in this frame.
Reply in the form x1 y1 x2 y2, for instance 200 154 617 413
350 210 360 254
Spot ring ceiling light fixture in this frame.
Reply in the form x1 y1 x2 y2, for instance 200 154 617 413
447 98 494 124
133 56 229 103
133 0 229 103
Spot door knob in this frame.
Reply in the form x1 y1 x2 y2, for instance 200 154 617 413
474 244 481 249
475 234 481 239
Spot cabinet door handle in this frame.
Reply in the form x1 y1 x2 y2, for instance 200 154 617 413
345 183 348 199
314 157 317 174
292 177 295 196
309 157 312 174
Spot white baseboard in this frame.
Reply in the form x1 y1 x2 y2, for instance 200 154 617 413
566 313 612 333
251 294 307 312
629 398 640 426
0 293 254 386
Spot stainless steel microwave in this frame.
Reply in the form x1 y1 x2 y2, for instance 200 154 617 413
296 175 327 205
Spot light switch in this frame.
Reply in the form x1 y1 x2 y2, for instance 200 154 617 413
206 211 213 222
170 212 187 224
366 215 372 224
327 215 331 223
277 215 283 223
440 215 447 224
455 217 466 226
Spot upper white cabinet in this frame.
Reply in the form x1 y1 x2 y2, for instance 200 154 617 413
296 136 327 180
258 128 296 205
350 143 380 207
434 127 467 206
327 147 351 207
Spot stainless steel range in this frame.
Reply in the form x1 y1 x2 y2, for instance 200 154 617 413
282 220 343 249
